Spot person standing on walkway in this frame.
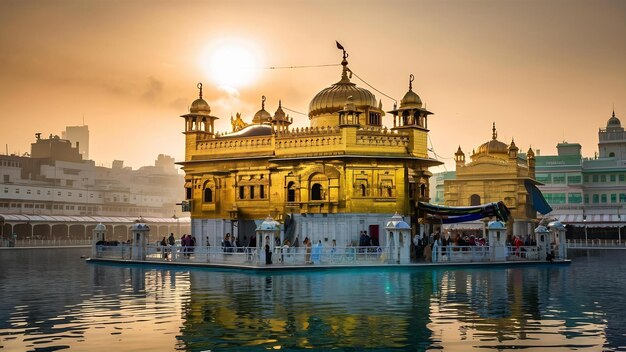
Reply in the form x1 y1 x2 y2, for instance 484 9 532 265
304 237 312 264
160 236 168 259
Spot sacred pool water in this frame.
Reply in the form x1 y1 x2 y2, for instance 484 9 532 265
0 248 624 351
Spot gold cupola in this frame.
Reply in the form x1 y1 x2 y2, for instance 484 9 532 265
476 122 509 155
271 100 292 132
308 46 382 128
181 82 219 135
388 74 433 130
252 96 272 124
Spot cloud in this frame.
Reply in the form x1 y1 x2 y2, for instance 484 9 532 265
141 76 164 102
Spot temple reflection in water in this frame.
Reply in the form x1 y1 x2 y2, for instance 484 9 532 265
169 265 603 351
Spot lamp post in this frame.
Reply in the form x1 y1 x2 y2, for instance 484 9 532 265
618 207 622 245
173 214 180 237
582 207 587 245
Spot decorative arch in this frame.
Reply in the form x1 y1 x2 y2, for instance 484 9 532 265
311 183 323 201
470 194 481 206
300 164 341 180
287 181 296 202
203 187 213 203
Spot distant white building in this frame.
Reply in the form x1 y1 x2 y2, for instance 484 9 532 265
62 125 89 160
0 134 186 240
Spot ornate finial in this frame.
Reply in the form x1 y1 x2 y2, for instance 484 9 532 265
279 99 282 108
336 41 347 61
197 82 203 99
492 122 497 140
262 95 266 110
336 41 351 83
613 104 616 117
409 74 414 91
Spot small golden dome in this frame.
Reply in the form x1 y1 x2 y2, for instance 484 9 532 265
476 122 508 155
253 96 272 124
399 75 422 108
190 98 211 113
400 90 422 108
189 83 211 115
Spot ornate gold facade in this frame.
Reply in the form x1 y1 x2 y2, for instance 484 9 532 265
444 123 538 236
179 49 441 245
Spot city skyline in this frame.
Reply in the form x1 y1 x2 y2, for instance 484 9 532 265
1 0 625 170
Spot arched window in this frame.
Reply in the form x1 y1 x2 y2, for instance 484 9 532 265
360 184 366 197
420 184 427 198
470 194 481 206
610 152 616 157
311 183 323 201
287 181 296 202
203 188 213 203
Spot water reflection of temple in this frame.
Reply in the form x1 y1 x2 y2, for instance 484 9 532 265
175 267 605 350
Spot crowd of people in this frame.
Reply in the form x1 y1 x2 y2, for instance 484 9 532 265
158 233 196 260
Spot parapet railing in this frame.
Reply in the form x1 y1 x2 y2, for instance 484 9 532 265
567 239 626 248
94 244 390 265
1 239 91 248
93 243 556 265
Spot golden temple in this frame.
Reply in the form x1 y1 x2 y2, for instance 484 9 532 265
179 46 441 247
445 123 538 236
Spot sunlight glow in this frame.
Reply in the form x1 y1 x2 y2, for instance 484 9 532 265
200 40 262 90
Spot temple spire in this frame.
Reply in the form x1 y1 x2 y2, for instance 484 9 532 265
492 122 497 140
197 82 203 99
409 74 414 91
336 41 351 83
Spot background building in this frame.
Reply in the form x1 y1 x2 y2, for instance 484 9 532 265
535 110 626 240
443 123 539 237
62 125 89 160
0 133 187 241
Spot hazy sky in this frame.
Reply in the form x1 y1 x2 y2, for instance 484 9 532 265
1 0 625 171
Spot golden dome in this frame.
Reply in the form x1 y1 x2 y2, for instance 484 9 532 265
308 55 377 118
399 75 422 108
190 98 210 113
253 96 272 124
476 123 508 154
189 83 211 115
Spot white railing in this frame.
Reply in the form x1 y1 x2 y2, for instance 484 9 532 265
95 244 389 265
97 244 132 259
567 239 626 248
506 246 540 260
94 243 561 265
432 245 491 263
1 239 91 248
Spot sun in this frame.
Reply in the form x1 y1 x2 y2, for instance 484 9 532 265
200 40 261 90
